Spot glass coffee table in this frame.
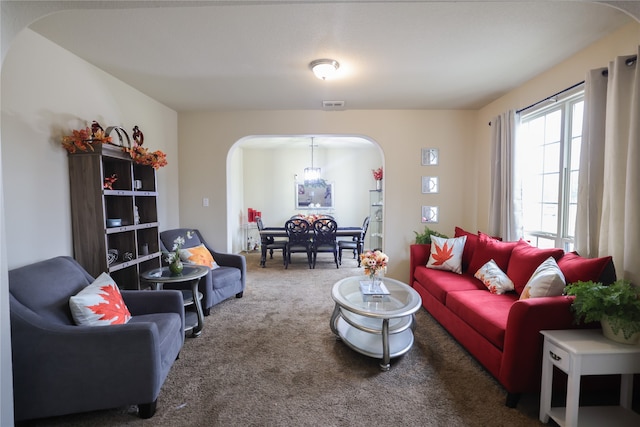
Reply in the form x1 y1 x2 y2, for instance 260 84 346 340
330 276 422 371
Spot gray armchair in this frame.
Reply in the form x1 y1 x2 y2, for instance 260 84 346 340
160 228 246 315
8 256 185 421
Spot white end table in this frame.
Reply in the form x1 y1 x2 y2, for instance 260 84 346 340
540 329 640 427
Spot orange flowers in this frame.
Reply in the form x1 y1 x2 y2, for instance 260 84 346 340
61 127 112 153
126 144 168 170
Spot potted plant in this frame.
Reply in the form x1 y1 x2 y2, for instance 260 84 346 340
565 280 640 345
413 226 448 245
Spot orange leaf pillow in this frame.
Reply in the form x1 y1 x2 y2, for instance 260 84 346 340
69 273 131 326
426 235 467 274
178 244 219 270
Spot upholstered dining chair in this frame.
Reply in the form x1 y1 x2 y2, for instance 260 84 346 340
338 216 370 267
312 218 339 268
256 216 286 266
284 218 313 269
160 229 245 315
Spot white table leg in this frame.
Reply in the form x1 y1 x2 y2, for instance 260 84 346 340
620 373 634 409
565 357 582 427
539 341 553 423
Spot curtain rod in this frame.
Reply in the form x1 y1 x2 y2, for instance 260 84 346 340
516 80 585 114
488 55 637 126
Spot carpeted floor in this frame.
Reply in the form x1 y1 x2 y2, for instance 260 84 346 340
21 252 546 426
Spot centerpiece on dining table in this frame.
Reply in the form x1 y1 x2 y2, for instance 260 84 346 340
359 250 389 296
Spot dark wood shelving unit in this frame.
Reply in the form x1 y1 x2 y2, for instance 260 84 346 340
68 144 161 289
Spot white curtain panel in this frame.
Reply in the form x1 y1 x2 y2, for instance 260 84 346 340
575 68 608 257
488 110 522 241
576 46 640 284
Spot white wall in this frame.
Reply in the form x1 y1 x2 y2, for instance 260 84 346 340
1 29 180 269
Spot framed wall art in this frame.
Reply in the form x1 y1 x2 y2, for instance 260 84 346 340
421 206 439 223
421 148 439 166
421 176 439 194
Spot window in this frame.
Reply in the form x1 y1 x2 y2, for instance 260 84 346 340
517 90 584 251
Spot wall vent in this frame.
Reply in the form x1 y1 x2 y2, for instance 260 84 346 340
322 100 345 110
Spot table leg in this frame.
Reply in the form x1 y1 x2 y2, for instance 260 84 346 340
191 280 204 338
539 341 553 423
380 318 390 371
620 373 634 409
565 357 582 427
260 244 267 267
329 304 341 338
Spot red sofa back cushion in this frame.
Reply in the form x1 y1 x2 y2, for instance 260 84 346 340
506 240 564 294
557 252 615 285
467 233 517 275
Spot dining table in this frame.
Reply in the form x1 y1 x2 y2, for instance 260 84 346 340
258 225 364 267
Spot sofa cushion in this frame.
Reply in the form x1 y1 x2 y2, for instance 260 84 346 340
446 290 518 350
474 259 515 294
468 233 518 274
519 257 566 300
557 252 614 285
454 226 478 273
179 244 219 270
506 240 564 294
426 235 467 274
69 272 132 326
413 266 484 304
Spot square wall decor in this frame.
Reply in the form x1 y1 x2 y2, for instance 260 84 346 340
421 176 439 194
421 148 439 166
421 206 439 223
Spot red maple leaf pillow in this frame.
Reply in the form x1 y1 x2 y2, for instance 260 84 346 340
69 272 132 326
426 235 467 274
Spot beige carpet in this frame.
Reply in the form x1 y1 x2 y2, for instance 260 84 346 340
21 252 545 426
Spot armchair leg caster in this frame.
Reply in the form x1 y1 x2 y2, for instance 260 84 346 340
236 291 244 298
204 307 211 316
138 400 157 419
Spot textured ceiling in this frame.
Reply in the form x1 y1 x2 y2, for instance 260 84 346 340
28 1 632 113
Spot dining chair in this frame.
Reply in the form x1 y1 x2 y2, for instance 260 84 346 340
312 218 339 269
284 218 313 269
256 217 286 266
338 216 370 267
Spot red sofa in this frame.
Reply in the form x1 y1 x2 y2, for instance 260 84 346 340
409 228 615 407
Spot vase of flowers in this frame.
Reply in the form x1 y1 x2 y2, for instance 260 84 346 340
165 232 193 275
372 167 383 191
360 250 388 292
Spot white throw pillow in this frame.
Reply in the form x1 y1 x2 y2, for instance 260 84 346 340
69 272 132 326
474 259 515 294
426 235 467 274
519 257 566 300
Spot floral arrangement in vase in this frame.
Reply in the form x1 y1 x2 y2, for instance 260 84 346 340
360 250 388 283
372 167 383 190
164 231 194 275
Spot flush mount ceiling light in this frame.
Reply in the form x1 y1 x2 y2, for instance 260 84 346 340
309 59 340 80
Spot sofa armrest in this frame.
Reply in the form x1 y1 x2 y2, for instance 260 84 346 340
499 295 580 393
409 244 431 285
209 249 247 288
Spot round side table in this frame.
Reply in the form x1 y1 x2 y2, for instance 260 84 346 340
141 265 209 337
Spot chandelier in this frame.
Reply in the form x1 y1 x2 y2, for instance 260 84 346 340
304 137 322 184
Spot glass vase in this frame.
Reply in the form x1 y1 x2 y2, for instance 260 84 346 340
369 272 381 293
169 258 184 275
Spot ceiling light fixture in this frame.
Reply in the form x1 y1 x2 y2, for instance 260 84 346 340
309 59 340 80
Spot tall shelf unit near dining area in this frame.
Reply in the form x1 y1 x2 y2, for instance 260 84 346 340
68 144 161 289
369 189 383 250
